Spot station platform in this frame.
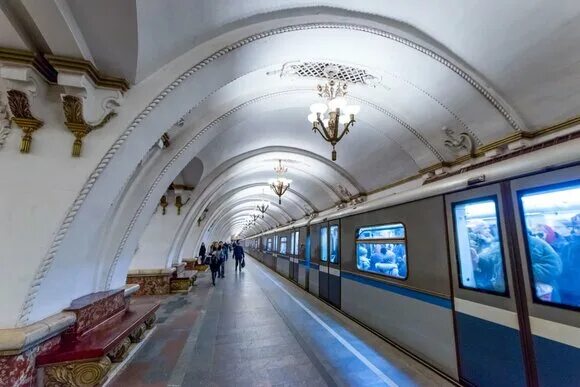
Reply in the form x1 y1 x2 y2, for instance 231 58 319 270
109 257 453 387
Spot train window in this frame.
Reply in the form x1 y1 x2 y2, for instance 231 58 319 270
330 225 339 263
356 223 407 279
453 198 507 295
290 230 299 255
267 238 272 251
320 226 328 261
280 237 288 255
519 182 580 309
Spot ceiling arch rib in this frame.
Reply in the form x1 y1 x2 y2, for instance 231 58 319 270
206 202 287 232
207 197 293 225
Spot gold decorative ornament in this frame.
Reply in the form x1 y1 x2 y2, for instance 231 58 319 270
175 195 191 215
161 132 170 148
144 314 156 329
62 95 116 157
44 356 112 387
160 195 168 215
129 323 147 343
107 337 131 362
6 89 43 153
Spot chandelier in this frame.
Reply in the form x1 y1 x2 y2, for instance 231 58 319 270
256 199 269 218
269 159 291 205
307 79 360 161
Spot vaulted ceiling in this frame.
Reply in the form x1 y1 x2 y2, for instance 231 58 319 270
3 0 580 240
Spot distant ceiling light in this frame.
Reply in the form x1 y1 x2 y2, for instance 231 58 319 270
308 78 359 161
256 199 269 218
269 160 291 204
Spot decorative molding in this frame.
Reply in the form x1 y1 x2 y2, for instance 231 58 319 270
107 337 131 362
0 48 57 83
0 97 12 150
44 54 129 92
442 126 475 156
419 114 580 175
44 356 112 387
158 132 170 148
0 313 75 356
6 89 43 153
128 324 146 343
21 22 526 325
62 95 116 157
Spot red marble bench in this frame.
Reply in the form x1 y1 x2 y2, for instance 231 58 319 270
36 289 159 386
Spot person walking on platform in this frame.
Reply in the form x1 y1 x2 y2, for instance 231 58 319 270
209 245 220 286
218 245 226 278
223 241 230 261
199 242 206 264
234 240 245 272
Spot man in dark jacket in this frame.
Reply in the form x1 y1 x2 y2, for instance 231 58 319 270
233 240 245 272
199 242 206 264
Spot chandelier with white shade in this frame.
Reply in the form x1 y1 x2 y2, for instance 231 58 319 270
269 159 291 205
307 78 360 161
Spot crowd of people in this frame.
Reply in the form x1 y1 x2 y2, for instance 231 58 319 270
357 243 407 279
465 210 580 307
198 240 246 286
524 214 580 306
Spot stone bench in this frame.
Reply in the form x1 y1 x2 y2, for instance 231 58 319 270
36 289 159 386
170 268 198 294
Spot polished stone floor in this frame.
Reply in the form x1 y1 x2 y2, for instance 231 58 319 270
110 257 453 387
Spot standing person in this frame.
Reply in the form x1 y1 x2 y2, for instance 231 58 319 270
218 245 226 278
223 241 230 261
234 240 245 272
199 242 206 264
209 245 220 286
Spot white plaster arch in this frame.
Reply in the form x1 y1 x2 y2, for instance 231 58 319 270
16 14 524 327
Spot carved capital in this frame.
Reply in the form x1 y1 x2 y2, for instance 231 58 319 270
44 356 111 387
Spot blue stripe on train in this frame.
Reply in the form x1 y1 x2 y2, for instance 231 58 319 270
534 334 580 387
455 312 526 387
341 271 451 309
310 262 319 269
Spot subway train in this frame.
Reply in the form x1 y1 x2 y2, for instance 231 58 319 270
243 163 580 387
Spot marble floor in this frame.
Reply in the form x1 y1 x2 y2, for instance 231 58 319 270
110 257 454 387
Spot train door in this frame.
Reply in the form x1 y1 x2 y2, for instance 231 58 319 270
510 166 580 386
319 220 341 308
446 184 531 387
289 230 298 283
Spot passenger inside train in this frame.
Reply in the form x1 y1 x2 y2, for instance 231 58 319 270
356 223 408 279
453 199 507 294
520 183 580 307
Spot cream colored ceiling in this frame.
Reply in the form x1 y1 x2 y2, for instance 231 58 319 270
2 0 580 240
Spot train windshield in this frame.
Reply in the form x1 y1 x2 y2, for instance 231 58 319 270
453 198 507 295
320 227 328 261
330 225 339 263
356 223 407 279
520 183 580 308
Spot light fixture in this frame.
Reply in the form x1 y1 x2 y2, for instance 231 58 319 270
256 199 269 218
269 160 291 205
307 76 360 161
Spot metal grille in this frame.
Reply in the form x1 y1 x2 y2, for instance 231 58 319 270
280 61 377 85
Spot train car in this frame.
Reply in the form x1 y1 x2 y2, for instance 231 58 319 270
246 163 580 386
